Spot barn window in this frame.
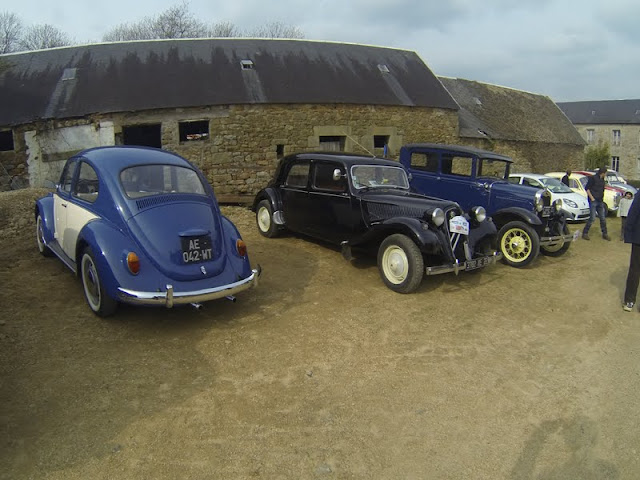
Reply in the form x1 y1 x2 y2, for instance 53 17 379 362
179 120 209 142
0 130 14 151
276 144 284 158
122 124 162 148
240 60 254 70
374 135 389 149
319 136 345 152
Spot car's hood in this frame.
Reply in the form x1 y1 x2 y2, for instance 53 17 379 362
360 189 458 221
551 191 589 208
126 201 226 281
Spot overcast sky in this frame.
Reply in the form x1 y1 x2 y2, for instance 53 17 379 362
5 0 639 102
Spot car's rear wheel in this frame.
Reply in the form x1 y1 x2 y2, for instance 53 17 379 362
377 234 424 293
256 200 279 238
36 214 54 257
540 223 572 257
81 247 117 317
498 221 540 268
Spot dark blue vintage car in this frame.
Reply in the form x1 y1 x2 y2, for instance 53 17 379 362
399 144 576 267
35 146 260 316
253 152 501 293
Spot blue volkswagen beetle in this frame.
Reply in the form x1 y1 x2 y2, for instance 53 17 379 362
35 146 260 316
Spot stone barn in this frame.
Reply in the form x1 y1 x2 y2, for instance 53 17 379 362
438 77 585 174
0 38 460 199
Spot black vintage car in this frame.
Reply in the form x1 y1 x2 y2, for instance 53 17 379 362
253 153 501 293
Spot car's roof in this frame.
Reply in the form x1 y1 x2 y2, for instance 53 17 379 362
75 146 193 175
547 171 588 179
283 152 404 168
510 173 555 180
403 143 513 162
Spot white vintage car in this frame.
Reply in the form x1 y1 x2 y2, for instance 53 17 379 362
546 171 622 215
509 173 590 222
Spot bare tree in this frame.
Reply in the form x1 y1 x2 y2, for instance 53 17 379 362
0 11 23 54
19 24 72 51
103 22 153 42
209 21 241 38
153 1 208 38
249 21 305 39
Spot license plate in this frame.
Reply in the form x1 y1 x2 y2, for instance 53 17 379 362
466 256 490 271
181 235 213 264
542 206 554 217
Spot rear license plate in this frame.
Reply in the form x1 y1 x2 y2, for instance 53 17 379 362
181 235 213 264
466 256 490 271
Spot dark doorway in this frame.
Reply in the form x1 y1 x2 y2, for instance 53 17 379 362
122 124 162 148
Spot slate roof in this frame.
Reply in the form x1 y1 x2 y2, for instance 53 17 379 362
557 99 640 125
438 77 585 146
0 38 458 127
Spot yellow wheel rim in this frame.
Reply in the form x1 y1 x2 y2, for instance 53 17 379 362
501 227 532 263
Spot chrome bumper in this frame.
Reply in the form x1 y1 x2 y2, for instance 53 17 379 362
539 232 578 247
117 267 261 308
425 252 502 276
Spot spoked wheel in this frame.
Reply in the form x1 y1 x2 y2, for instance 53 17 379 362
36 214 54 257
540 224 572 257
377 234 424 293
80 247 117 317
498 221 540 268
256 200 279 238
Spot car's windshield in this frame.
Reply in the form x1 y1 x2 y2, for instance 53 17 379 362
539 177 573 194
579 176 588 188
478 158 509 179
120 164 206 198
351 165 409 189
606 172 622 183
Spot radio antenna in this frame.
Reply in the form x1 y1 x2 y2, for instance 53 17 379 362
343 131 375 158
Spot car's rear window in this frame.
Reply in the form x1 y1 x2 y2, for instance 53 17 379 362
120 164 206 198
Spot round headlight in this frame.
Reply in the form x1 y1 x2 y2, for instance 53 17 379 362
471 206 486 223
431 208 445 227
534 190 544 212
553 198 563 212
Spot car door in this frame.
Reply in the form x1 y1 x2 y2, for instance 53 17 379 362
280 160 312 235
306 161 354 243
53 159 77 255
63 161 99 259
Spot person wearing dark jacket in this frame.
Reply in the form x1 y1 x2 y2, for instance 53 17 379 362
582 167 610 241
561 170 571 187
623 192 640 310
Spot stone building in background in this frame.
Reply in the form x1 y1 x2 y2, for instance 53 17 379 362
0 38 459 198
557 99 640 180
438 77 586 174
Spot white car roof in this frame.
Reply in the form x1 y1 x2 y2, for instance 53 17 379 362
545 171 588 179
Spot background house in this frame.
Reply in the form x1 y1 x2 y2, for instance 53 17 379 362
557 99 640 180
0 38 459 198
439 77 585 173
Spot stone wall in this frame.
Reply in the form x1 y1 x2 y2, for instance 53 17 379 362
456 138 584 175
3 103 459 198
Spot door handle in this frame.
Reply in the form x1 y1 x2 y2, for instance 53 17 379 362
60 203 67 208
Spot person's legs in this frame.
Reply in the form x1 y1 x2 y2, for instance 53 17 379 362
624 243 640 307
583 201 595 238
597 200 609 238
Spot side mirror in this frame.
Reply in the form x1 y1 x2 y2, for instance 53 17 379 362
332 169 343 181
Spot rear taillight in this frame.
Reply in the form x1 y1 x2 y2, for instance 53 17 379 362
236 239 247 257
127 252 140 274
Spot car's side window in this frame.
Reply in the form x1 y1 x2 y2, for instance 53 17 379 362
442 155 473 177
59 160 76 194
285 163 310 188
410 152 438 172
508 176 521 184
523 178 540 188
312 163 346 193
73 162 99 203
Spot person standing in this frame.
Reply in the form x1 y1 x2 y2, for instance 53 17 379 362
582 167 610 241
561 169 571 187
618 191 633 241
623 192 640 310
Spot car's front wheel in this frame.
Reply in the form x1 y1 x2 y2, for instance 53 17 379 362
80 247 118 317
498 221 540 268
256 200 279 238
377 234 424 293
36 213 54 257
540 223 572 257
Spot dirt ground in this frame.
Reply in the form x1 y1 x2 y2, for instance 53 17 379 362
1 188 639 480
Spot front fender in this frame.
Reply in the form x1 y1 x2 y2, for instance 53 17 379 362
35 194 55 244
352 216 441 250
492 207 542 228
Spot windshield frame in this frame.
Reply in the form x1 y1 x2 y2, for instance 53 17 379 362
350 164 410 190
